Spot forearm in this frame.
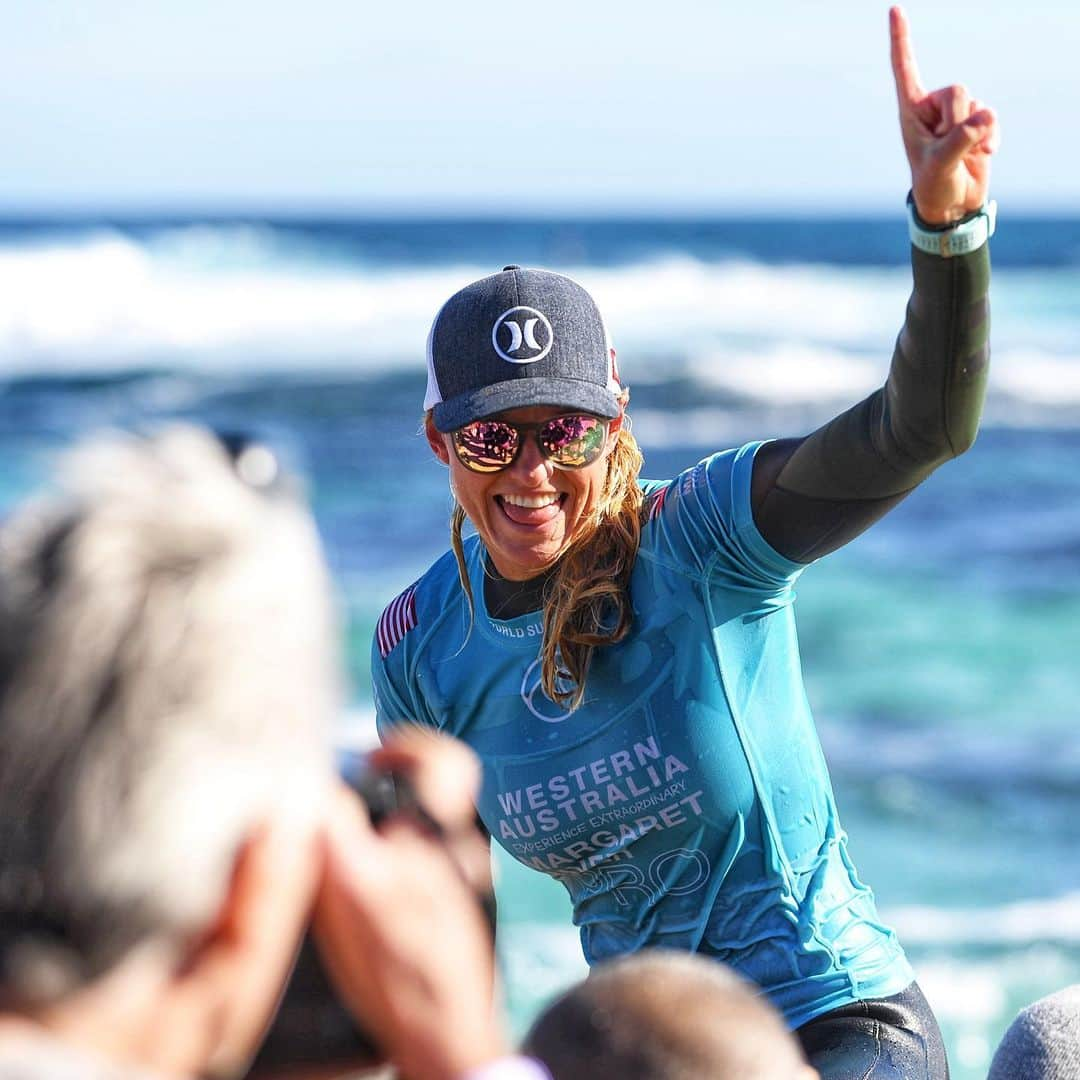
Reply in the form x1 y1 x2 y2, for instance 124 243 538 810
754 242 990 561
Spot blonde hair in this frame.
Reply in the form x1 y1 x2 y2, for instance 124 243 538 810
442 414 645 711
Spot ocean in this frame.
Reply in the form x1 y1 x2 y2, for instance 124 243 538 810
2 214 1079 1078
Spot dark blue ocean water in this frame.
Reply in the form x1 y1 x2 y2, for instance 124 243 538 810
4 213 1080 267
2 216 1079 1078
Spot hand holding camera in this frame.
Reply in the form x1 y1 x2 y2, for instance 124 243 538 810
252 728 503 1079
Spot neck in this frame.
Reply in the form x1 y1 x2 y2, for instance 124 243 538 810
483 557 555 619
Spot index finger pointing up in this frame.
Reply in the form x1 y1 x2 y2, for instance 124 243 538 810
890 5 925 104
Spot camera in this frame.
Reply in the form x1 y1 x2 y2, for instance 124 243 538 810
248 752 495 1076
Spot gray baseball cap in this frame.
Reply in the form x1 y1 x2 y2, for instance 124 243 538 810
424 265 624 432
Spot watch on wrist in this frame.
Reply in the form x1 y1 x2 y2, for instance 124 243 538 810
906 191 997 257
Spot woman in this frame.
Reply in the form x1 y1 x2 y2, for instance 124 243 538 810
373 10 998 1078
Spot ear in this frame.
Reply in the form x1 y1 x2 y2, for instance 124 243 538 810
171 822 322 1078
606 412 623 448
425 415 451 465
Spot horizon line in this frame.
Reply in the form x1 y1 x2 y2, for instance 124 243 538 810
1 200 1078 222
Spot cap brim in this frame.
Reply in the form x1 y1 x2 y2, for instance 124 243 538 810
432 377 622 432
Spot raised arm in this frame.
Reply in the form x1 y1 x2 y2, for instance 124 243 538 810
752 6 1000 563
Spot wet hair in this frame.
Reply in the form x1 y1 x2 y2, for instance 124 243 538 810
0 427 337 1004
443 411 644 711
523 951 811 1080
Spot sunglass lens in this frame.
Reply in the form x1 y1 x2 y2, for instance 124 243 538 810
453 420 520 472
540 415 607 467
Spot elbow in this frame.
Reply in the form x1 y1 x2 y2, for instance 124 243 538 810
948 422 980 460
903 422 978 471
884 416 976 477
883 368 988 473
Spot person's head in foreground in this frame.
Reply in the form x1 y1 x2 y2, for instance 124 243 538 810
0 427 339 1077
988 984 1080 1080
522 950 818 1080
424 265 643 709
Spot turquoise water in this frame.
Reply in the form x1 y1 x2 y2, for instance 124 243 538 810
3 216 1080 1078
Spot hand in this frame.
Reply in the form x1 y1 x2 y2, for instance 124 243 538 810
890 5 1000 224
366 725 493 896
313 738 505 1080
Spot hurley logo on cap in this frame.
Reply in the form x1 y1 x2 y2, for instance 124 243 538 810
492 306 554 364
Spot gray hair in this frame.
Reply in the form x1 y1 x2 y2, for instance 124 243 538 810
523 950 809 1080
989 984 1080 1080
0 427 338 1003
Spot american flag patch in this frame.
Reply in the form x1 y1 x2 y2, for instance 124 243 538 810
647 486 668 522
376 583 418 658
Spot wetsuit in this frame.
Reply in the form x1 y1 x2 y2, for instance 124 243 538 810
373 243 990 1080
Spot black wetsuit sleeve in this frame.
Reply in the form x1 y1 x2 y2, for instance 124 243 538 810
751 243 991 563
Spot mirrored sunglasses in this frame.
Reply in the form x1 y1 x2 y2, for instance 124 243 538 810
451 413 610 473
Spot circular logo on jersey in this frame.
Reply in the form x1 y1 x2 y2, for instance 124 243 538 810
520 657 574 723
492 306 554 365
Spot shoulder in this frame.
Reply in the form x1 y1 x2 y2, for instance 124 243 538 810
375 579 420 659
375 543 472 660
636 444 800 586
640 445 755 526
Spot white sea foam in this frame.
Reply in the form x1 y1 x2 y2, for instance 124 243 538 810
995 347 1080 404
822 717 1080 772
0 237 902 369
683 342 880 403
0 232 479 369
580 257 904 357
3 233 1079 424
886 893 1080 948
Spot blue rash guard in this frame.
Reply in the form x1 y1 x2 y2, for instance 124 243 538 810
372 439 915 1029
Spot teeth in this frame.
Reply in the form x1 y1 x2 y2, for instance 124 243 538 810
502 493 559 509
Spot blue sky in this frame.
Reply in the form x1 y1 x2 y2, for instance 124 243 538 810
1 1 1071 214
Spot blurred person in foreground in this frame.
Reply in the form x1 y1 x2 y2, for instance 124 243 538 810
0 427 539 1080
524 951 818 1080
373 8 998 1079
988 984 1080 1080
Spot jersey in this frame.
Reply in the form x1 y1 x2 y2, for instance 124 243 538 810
372 441 915 1029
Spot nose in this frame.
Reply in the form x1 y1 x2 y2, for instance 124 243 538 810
510 432 552 484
